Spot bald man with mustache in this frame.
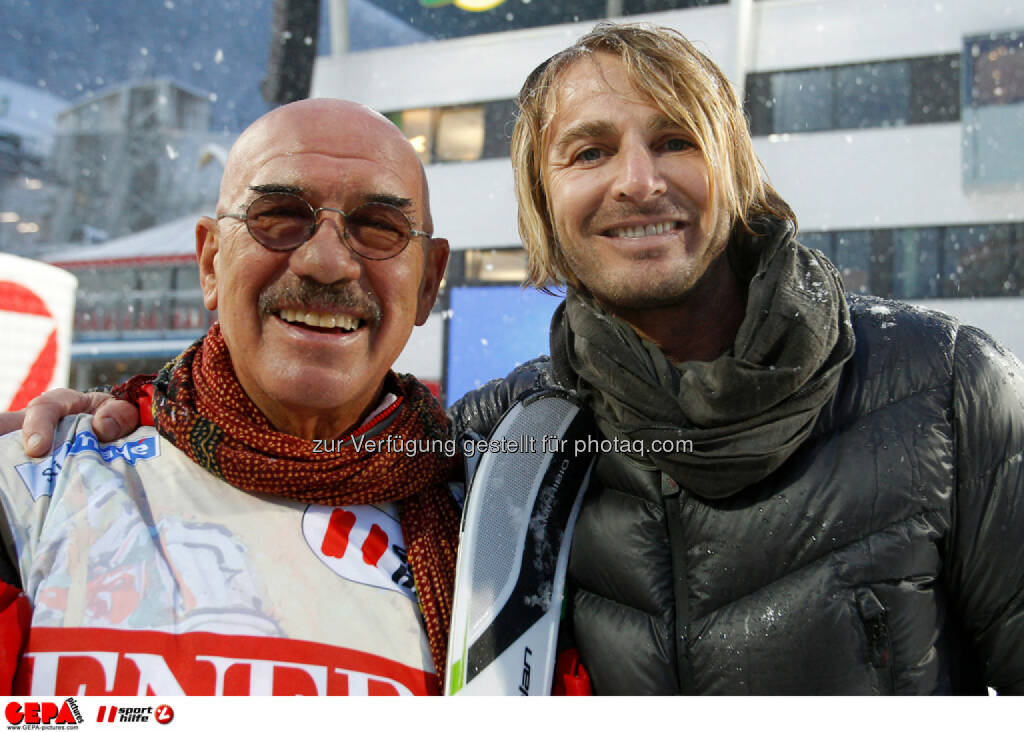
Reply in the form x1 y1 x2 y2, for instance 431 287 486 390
0 99 457 696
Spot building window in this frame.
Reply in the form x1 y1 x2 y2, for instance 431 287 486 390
833 231 872 294
391 108 434 165
962 30 1024 187
942 224 1021 297
799 222 1024 300
435 106 486 161
746 54 960 135
968 31 1024 107
463 248 528 283
347 0 725 52
798 231 833 261
891 228 942 299
68 262 213 337
770 68 833 133
481 98 518 159
388 98 516 164
908 55 961 124
834 61 909 129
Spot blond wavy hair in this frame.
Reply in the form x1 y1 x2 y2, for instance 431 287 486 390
511 22 796 290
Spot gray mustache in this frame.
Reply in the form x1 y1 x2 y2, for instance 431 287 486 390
258 279 383 327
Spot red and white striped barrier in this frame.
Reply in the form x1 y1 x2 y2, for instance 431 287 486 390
0 253 77 411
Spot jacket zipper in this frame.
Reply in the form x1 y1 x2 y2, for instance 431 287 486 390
856 588 896 694
662 474 694 694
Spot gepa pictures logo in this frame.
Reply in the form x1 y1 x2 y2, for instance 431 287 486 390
5 698 83 728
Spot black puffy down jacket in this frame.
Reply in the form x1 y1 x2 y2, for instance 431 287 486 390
449 296 1024 694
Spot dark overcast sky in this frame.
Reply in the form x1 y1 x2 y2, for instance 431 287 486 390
1 0 287 131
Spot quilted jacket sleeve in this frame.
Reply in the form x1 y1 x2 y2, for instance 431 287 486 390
949 324 1024 694
447 357 561 439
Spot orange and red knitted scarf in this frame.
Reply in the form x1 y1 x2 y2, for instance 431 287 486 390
112 324 459 681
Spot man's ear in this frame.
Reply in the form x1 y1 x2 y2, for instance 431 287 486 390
196 217 220 312
415 237 450 326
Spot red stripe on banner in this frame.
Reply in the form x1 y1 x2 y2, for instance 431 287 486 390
7 329 58 411
320 509 356 559
0 581 32 694
0 281 52 317
14 626 437 696
362 524 388 567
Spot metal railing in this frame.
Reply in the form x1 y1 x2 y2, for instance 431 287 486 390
73 288 214 341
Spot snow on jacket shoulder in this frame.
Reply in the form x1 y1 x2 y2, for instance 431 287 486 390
448 295 1024 695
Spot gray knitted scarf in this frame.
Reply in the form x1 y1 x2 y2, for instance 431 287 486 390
550 219 855 499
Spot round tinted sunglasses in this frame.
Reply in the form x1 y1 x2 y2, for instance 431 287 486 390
216 191 431 261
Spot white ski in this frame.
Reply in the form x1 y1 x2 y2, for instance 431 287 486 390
445 391 596 695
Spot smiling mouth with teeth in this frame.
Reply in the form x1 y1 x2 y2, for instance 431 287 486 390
278 308 362 332
606 221 682 239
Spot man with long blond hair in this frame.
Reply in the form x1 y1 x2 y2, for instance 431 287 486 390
452 22 1024 694
6 23 1024 695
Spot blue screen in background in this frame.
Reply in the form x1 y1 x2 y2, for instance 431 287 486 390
445 286 564 406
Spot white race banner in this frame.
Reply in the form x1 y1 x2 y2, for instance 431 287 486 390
0 253 77 411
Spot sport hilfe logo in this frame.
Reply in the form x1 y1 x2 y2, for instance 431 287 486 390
95 704 174 724
5 698 83 726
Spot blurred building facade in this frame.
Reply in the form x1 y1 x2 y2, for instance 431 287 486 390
48 79 229 243
0 78 67 255
25 80 234 390
311 0 1024 401
25 0 1024 397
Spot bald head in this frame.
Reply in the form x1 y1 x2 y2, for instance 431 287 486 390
220 98 433 232
196 96 449 440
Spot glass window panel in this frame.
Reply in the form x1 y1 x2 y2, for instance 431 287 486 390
909 55 961 124
389 108 434 165
481 99 517 159
99 268 137 291
797 231 833 261
868 229 894 297
834 231 872 294
969 32 1024 107
138 267 173 291
71 269 103 293
834 61 909 129
177 94 209 130
130 87 159 131
350 0 607 51
435 106 485 162
134 267 171 330
175 265 200 291
744 73 775 136
622 0 725 13
769 68 833 133
349 0 727 52
1015 224 1024 297
942 224 1016 297
464 248 528 282
170 264 205 330
891 228 941 299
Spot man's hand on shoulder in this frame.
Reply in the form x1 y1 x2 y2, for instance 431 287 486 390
1 388 140 457
0 411 27 440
